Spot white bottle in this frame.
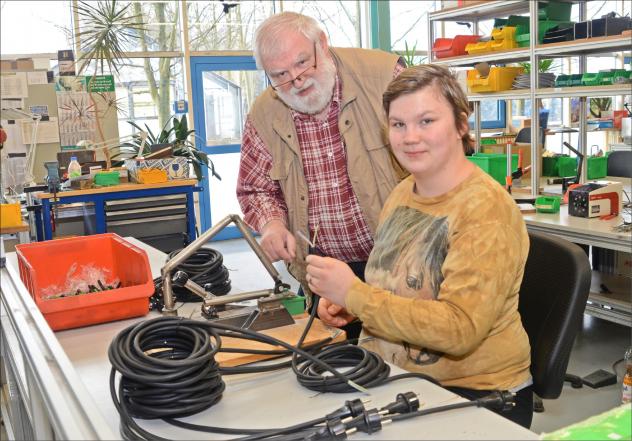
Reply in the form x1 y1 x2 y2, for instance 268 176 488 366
68 156 81 179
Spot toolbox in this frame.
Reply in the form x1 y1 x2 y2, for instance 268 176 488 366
15 234 154 331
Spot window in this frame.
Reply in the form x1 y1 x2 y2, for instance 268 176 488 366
0 1 73 54
115 57 185 138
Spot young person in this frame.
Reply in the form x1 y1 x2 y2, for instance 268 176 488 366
305 64 533 428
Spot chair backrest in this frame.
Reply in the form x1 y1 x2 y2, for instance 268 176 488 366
515 127 545 146
518 231 591 399
607 150 632 178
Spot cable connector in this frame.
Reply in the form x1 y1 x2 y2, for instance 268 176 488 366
326 398 369 420
310 419 357 440
381 391 420 415
476 390 516 412
346 408 391 434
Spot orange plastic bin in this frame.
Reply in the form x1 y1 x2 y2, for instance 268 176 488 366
15 234 154 331
432 35 481 59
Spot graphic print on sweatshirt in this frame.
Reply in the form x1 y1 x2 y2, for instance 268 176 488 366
365 205 449 366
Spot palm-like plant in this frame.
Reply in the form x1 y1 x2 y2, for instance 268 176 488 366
74 0 145 76
110 116 221 181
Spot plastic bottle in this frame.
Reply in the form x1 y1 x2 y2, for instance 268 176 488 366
622 347 632 404
68 156 81 179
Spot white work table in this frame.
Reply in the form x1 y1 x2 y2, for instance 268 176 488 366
1 239 538 440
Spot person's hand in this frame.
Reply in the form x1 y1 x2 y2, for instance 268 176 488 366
305 255 355 307
316 297 356 328
260 219 296 263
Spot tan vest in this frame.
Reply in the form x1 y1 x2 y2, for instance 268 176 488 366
248 47 405 286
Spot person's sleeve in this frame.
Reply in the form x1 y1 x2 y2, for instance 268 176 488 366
236 117 288 232
346 223 523 356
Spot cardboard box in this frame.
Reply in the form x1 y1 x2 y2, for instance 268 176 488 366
124 157 190 183
0 58 35 72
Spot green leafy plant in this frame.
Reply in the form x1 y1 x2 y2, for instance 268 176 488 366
400 41 427 67
74 0 145 76
110 116 221 181
518 59 557 74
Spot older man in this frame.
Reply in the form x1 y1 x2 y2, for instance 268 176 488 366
237 12 405 337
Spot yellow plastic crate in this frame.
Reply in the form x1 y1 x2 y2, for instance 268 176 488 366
467 67 525 93
0 203 22 228
491 26 517 42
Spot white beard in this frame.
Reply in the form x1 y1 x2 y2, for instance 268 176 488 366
276 55 336 115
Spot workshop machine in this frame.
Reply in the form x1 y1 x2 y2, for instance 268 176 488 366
568 180 623 218
161 214 297 331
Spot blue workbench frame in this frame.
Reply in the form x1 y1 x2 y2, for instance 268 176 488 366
37 184 201 242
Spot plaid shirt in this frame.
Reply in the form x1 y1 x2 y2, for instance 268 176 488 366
238 63 404 262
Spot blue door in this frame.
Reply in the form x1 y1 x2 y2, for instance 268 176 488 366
190 56 267 240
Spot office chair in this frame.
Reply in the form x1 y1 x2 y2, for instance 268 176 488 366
518 231 591 411
515 127 546 147
607 150 632 178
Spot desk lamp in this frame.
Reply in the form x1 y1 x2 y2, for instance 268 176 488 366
0 108 42 189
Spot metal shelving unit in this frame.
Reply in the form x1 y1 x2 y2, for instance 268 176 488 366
428 0 631 194
428 1 632 327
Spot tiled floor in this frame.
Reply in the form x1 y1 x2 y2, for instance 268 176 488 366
210 238 631 436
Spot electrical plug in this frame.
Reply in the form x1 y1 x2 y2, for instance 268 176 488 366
345 408 391 434
309 418 357 440
476 391 516 412
381 391 420 415
326 398 369 420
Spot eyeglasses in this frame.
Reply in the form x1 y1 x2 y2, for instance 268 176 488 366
266 42 317 91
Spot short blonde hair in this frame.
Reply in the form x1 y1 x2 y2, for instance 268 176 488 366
383 64 473 153
254 12 324 69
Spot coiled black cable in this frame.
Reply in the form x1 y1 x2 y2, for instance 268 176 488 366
168 247 231 299
149 247 231 310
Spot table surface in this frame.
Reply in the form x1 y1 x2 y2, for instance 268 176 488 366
35 179 198 199
5 239 538 440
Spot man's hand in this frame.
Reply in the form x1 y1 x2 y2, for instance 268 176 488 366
260 219 296 262
316 297 356 328
305 255 355 307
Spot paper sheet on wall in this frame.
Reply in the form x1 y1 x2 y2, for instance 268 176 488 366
1 98 24 110
56 92 97 148
20 117 60 144
0 72 28 98
27 71 49 85
0 121 25 154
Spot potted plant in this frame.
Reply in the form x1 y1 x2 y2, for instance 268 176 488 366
110 115 221 182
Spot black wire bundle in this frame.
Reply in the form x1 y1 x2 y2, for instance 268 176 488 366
108 316 226 440
149 247 231 310
292 342 391 392
168 247 231 299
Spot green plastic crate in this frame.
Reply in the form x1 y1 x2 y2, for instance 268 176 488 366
467 153 518 186
581 72 600 86
558 156 578 177
542 157 559 176
94 171 120 186
538 1 572 21
515 20 573 45
587 156 607 180
555 74 583 87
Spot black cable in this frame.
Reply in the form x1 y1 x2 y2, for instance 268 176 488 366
168 247 231 299
149 247 231 310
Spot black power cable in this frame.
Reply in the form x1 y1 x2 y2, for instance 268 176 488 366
149 247 231 310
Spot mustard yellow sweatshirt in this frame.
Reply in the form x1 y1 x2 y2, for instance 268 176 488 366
346 167 532 390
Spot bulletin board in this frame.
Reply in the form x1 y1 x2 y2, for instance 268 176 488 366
1 66 119 185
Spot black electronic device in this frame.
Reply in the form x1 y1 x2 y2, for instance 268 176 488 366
582 369 618 389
